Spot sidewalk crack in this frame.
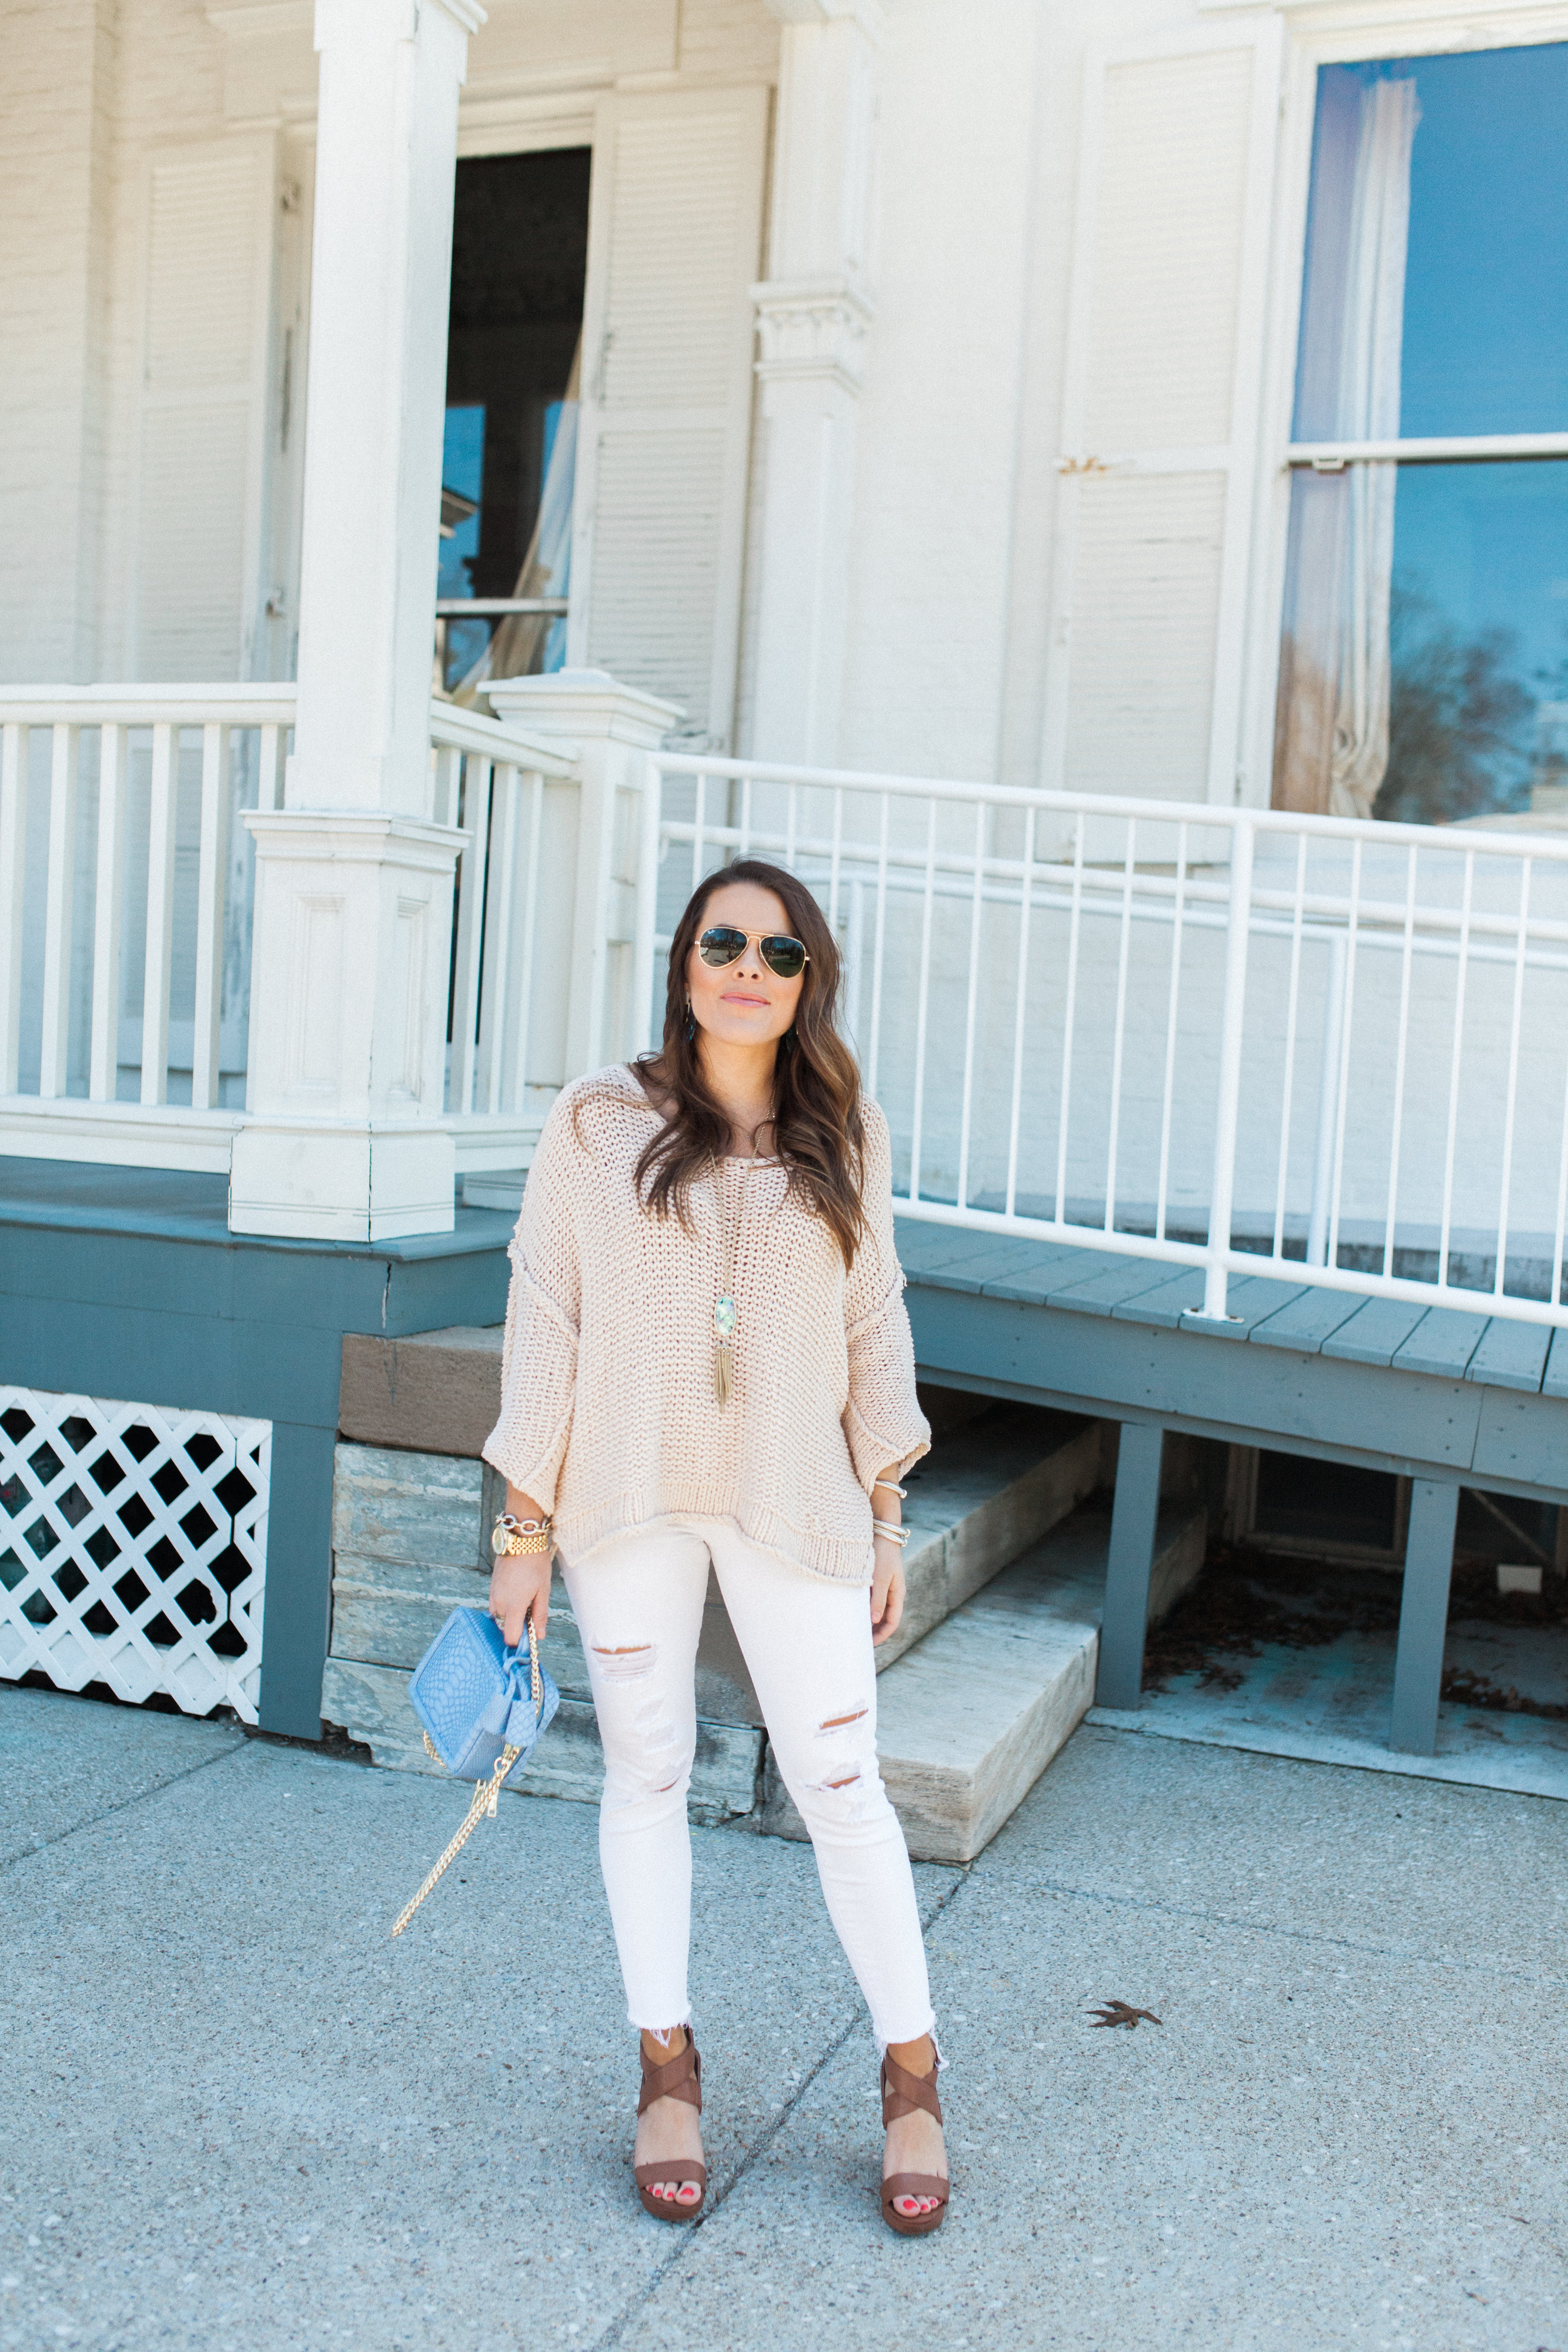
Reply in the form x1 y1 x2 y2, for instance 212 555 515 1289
591 1866 972 2348
1 1738 246 1877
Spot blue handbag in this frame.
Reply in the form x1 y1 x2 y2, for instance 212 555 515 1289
390 1609 559 1936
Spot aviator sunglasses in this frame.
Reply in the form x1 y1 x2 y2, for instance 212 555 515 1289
697 924 810 980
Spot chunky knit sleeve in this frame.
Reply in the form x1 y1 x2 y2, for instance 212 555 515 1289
481 1087 583 1509
841 1100 931 1492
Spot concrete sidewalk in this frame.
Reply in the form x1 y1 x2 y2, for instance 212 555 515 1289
2 1683 1564 2352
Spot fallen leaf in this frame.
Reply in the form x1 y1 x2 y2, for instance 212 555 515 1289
1088 2000 1162 2030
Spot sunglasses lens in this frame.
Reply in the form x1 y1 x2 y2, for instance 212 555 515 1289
761 936 807 978
698 927 748 967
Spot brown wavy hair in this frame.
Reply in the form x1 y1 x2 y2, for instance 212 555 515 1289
630 858 867 1267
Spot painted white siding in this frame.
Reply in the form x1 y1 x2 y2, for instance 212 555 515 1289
0 0 116 681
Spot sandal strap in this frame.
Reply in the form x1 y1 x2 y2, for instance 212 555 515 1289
637 2034 703 2116
880 2052 943 2128
881 2173 950 2210
633 2160 707 2189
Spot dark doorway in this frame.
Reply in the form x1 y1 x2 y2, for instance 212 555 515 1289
440 147 591 692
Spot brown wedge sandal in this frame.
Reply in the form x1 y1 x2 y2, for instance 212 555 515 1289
879 2049 950 2237
633 2031 707 2224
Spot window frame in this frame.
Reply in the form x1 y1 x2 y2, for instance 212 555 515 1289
1238 2 1568 814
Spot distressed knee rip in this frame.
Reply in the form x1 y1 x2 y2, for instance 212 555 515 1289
593 1642 656 1683
600 1686 690 1806
804 1701 877 1816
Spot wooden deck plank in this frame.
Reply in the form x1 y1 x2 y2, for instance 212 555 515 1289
1244 1285 1366 1353
1179 1274 1310 1340
1393 1308 1490 1381
1110 1268 1210 1328
1542 1328 1568 1400
913 1236 1086 1296
892 1221 993 1277
980 1247 1125 1306
1047 1255 1199 1319
1320 1298 1433 1369
1466 1318 1552 1394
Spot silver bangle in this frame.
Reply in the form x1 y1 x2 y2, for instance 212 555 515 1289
873 1478 907 1499
872 1521 910 1549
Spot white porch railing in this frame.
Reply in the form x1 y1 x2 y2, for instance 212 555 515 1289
9 687 1568 1326
651 754 1568 1330
0 687 578 1174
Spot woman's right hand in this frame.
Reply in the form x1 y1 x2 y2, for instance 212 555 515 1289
489 1550 553 1648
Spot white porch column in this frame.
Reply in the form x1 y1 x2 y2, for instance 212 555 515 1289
229 0 484 1242
486 671 682 1079
749 0 882 765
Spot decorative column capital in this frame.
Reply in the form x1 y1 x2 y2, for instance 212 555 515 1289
751 276 874 395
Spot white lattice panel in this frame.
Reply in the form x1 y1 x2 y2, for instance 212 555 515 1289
0 1388 270 1722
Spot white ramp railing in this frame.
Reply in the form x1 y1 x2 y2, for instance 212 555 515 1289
652 754 1568 1330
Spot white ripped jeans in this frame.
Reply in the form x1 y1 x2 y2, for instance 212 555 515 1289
561 1518 935 2049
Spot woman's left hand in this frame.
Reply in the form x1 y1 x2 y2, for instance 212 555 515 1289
871 1535 905 1646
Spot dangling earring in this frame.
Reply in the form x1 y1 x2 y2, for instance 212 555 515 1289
685 993 696 1044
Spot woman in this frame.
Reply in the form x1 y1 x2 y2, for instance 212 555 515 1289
483 858 950 2237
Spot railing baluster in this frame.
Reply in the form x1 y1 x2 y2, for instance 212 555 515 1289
1197 813 1256 1321
1268 836 1307 1262
190 722 231 1110
1004 806 1036 1219
449 758 490 1115
690 770 706 896
0 723 29 1094
89 724 128 1102
1325 838 1363 1275
256 722 283 813
1054 811 1085 1225
1380 844 1419 1280
478 761 515 1116
39 723 81 1099
955 801 988 1212
1102 818 1137 1232
1155 821 1189 1246
141 723 178 1106
1435 850 1475 1294
866 793 891 1101
906 800 938 1202
433 744 462 832
827 787 843 930
1493 856 1532 1299
513 769 546 1093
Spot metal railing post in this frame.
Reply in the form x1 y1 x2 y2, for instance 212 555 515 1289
1196 811 1255 1320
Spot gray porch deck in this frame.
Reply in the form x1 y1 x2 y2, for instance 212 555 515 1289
895 1218 1568 1763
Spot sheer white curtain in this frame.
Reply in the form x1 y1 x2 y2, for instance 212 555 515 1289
456 333 580 703
1275 76 1419 818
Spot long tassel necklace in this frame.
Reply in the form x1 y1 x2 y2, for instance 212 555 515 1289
711 1144 759 1408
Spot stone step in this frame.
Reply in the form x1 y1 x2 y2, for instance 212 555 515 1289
761 1495 1208 1863
320 1393 1105 1820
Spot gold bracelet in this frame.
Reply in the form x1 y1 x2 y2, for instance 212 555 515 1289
491 1513 553 1558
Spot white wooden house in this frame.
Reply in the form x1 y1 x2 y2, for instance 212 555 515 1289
5 0 1568 1781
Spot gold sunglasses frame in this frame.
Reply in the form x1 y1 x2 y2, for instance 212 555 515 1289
696 925 811 975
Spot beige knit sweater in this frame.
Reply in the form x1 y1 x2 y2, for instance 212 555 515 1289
481 1065 931 1583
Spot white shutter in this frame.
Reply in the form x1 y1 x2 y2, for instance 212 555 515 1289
132 136 278 681
570 86 768 745
1041 24 1281 804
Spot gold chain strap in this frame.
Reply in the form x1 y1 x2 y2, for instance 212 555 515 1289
390 1621 544 1938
